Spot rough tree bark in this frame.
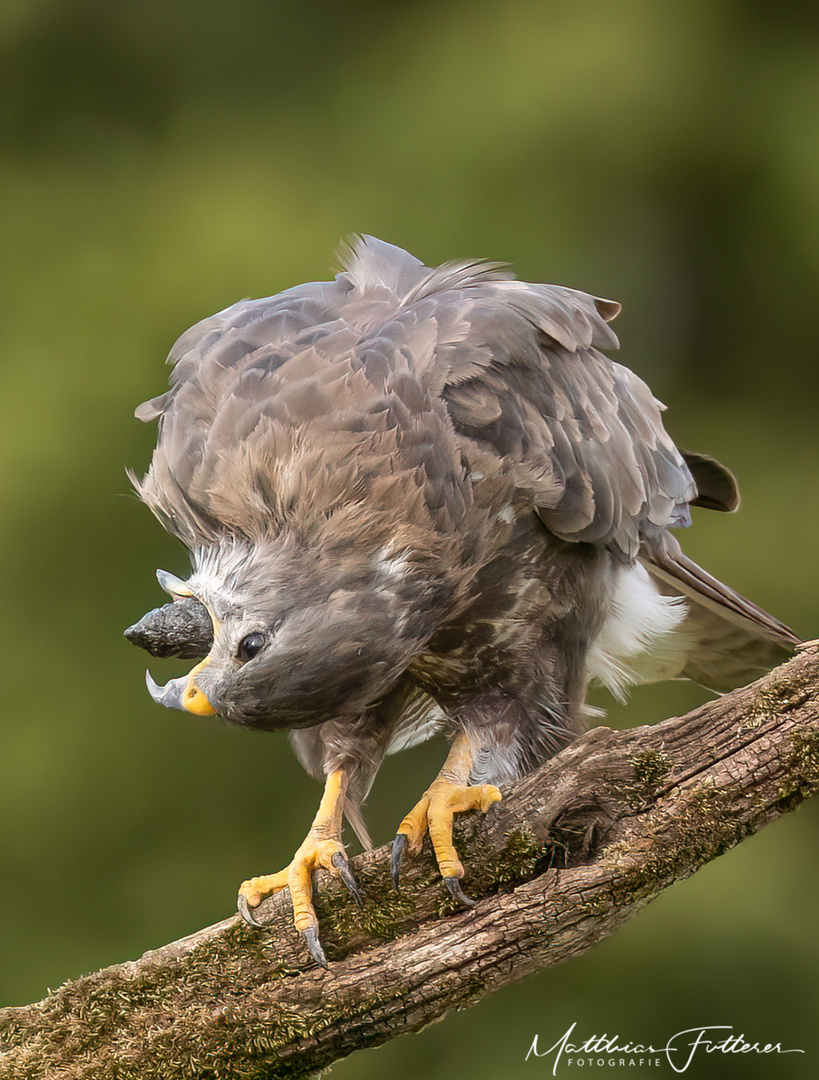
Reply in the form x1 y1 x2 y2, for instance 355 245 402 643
2 647 819 1080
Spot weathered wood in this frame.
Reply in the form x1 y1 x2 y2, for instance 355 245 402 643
2 648 818 1080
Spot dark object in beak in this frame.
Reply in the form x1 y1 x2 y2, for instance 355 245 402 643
124 597 213 659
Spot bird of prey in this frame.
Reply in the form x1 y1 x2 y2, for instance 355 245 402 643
128 236 798 965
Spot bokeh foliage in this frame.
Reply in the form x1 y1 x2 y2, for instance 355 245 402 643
1 2 818 1077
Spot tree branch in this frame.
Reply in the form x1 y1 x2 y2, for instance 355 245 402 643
3 648 819 1080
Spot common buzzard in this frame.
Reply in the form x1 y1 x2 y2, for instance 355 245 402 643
128 237 798 965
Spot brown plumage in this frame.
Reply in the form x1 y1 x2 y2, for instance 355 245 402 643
128 237 798 961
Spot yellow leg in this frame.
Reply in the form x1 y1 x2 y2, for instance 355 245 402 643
392 734 501 902
237 769 358 966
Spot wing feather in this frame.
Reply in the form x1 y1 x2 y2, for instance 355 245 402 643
438 282 695 556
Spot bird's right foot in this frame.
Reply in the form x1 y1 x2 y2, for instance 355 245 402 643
237 769 359 967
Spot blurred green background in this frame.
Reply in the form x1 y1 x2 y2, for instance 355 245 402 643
1 1 818 1077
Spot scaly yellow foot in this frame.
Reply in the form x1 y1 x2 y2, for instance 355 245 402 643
391 734 501 906
237 770 359 967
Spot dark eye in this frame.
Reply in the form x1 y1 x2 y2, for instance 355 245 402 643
237 632 266 662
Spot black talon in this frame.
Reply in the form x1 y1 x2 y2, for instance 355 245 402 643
331 851 362 906
390 833 408 889
302 925 329 969
237 893 269 929
444 875 476 909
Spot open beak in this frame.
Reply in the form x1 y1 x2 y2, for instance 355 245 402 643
142 571 220 716
146 660 217 716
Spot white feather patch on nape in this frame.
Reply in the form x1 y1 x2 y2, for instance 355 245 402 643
186 540 268 612
586 562 688 702
189 543 242 593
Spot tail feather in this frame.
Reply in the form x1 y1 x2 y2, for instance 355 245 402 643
641 531 799 693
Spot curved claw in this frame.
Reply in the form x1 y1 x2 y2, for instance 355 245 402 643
390 833 408 889
237 893 269 929
444 875 476 909
331 851 362 906
302 925 329 969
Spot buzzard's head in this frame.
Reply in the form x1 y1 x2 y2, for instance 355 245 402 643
145 537 454 730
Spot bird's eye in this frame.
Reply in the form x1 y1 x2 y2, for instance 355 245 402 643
237 632 266 662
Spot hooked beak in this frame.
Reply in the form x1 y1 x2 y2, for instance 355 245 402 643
145 659 217 716
156 568 196 599
143 572 221 716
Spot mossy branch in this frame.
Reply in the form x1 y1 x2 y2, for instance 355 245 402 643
3 648 819 1080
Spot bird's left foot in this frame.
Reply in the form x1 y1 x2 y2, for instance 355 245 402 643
391 735 501 905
